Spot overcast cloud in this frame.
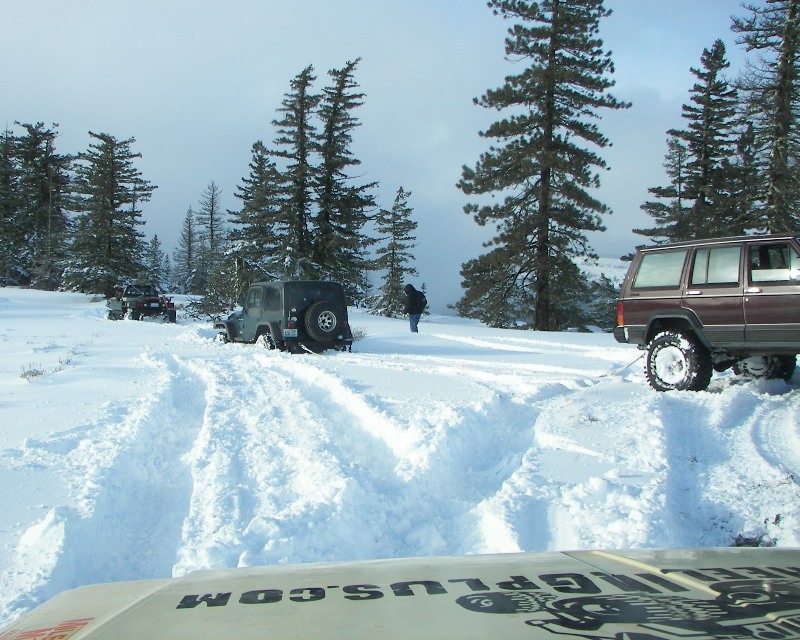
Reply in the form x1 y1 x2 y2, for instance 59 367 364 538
2 1 747 310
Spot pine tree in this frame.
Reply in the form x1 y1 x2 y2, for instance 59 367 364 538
191 181 239 316
636 138 692 243
373 187 418 316
196 180 225 257
457 0 629 330
64 132 156 296
14 123 72 289
0 127 21 285
173 207 199 294
314 58 377 298
725 123 761 234
269 65 320 278
229 141 286 286
637 41 738 242
733 0 800 230
142 234 170 289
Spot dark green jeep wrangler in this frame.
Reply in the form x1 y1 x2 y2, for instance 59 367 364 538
214 280 353 353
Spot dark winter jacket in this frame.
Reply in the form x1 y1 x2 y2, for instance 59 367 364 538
403 285 427 315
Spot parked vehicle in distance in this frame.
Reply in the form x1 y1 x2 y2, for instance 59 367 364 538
214 280 353 353
614 234 799 391
106 284 177 323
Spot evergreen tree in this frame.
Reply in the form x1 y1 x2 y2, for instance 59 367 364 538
457 0 629 330
173 207 199 294
196 180 225 257
733 0 800 230
586 272 619 330
191 181 238 316
314 58 377 298
0 128 21 285
229 141 285 287
636 138 692 243
14 123 72 289
637 41 738 242
672 40 739 238
64 132 155 296
269 65 320 278
373 187 418 316
725 122 761 234
142 234 170 289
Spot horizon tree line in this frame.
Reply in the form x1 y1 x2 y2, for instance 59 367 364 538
7 1 792 331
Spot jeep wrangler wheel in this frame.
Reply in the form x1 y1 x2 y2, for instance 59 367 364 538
255 333 276 350
304 301 340 342
645 331 713 392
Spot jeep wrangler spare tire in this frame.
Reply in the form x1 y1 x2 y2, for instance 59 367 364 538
304 301 340 342
645 330 713 392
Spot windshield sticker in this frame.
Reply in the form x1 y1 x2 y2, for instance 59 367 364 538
0 618 94 640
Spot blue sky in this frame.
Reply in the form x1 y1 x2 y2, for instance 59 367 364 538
2 1 748 309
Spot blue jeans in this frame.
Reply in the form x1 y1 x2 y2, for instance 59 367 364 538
409 314 421 333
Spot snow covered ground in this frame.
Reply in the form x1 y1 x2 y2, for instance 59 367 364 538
1 287 799 628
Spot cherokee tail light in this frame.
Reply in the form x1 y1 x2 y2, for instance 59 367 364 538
616 302 624 327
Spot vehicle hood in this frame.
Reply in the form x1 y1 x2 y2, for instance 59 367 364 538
2 549 799 639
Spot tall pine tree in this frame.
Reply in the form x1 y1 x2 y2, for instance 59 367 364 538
733 0 800 230
0 128 21 286
373 186 418 316
457 0 628 330
64 132 155 296
637 41 739 242
14 123 72 289
173 207 199 294
270 65 320 278
314 58 377 298
229 140 286 284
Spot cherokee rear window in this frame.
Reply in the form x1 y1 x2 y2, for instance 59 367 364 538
632 249 688 288
690 245 741 286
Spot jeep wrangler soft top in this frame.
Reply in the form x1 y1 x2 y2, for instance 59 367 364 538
615 234 799 391
215 280 353 353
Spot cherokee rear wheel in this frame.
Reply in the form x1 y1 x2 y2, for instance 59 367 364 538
645 330 712 392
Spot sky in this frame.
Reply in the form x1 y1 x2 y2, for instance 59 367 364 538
2 1 750 310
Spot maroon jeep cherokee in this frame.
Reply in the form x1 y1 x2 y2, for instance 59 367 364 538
614 234 800 391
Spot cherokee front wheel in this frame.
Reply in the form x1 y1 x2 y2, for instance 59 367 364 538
645 330 712 392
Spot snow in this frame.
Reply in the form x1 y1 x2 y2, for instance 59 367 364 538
1 286 799 628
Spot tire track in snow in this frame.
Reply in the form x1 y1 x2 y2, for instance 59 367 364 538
470 382 670 553
171 352 371 573
167 349 584 570
701 384 800 544
0 351 208 622
644 383 800 548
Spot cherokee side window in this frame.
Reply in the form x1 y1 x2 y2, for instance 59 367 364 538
749 243 800 284
633 249 688 288
690 246 741 286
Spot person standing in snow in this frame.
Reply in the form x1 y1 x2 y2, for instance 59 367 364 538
403 284 427 333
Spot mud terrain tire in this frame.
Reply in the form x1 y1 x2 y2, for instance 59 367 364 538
304 301 341 342
645 330 713 392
